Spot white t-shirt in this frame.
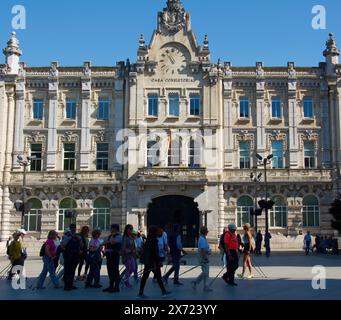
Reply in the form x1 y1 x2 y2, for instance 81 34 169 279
198 235 211 255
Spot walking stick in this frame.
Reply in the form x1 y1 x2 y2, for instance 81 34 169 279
208 266 226 287
0 263 12 276
252 256 267 278
179 265 200 277
0 264 12 279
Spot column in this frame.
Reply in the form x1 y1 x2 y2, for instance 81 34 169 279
113 80 124 169
12 79 25 170
256 81 266 154
218 183 225 236
288 88 299 168
335 90 341 169
80 77 91 170
320 84 331 167
1 90 15 241
223 82 233 167
46 81 58 171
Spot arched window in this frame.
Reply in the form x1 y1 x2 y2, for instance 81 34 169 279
270 196 287 228
303 196 320 227
93 198 111 231
237 196 253 228
24 198 42 232
58 198 77 231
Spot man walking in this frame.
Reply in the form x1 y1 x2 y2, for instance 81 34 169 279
222 224 239 286
304 231 312 256
255 230 263 255
264 231 272 258
191 227 213 292
103 224 122 293
163 224 184 286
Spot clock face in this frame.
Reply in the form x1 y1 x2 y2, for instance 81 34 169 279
159 46 188 75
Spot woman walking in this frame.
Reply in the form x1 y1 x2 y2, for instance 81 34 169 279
36 231 61 289
121 224 137 288
85 229 103 289
77 226 90 281
137 226 171 299
238 223 254 279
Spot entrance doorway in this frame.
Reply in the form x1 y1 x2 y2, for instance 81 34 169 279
147 195 200 247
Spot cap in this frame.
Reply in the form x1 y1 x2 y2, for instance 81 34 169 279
228 224 237 231
17 229 27 235
131 230 138 236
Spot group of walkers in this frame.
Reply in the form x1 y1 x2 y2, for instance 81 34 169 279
304 232 339 255
4 222 275 297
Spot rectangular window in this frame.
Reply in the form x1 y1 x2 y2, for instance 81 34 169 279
148 95 158 117
271 97 281 118
92 208 111 231
272 141 284 169
239 97 249 118
270 206 287 228
237 207 252 228
169 94 179 117
147 140 161 168
190 95 200 116
64 143 76 171
303 97 314 118
98 98 109 120
96 143 109 171
304 141 316 168
30 144 42 172
33 99 44 120
24 209 42 232
66 99 77 119
239 141 250 169
188 139 201 168
303 206 320 227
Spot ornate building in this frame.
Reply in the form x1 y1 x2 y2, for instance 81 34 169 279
1 0 341 248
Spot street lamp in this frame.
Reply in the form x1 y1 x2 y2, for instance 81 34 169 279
250 172 263 232
66 175 78 223
16 155 35 229
256 154 275 235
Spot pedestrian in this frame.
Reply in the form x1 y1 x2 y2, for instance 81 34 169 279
36 230 61 289
61 224 83 291
154 227 168 282
313 234 321 254
264 231 272 258
103 224 122 293
191 226 213 292
77 226 90 281
85 229 103 289
255 230 263 255
137 225 171 299
218 228 228 267
238 224 254 279
236 233 243 254
121 224 137 288
304 231 312 255
7 231 26 280
222 224 239 286
163 224 184 286
53 234 61 270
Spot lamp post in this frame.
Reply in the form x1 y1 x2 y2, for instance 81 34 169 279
16 155 35 229
256 153 274 235
250 171 263 232
66 175 78 224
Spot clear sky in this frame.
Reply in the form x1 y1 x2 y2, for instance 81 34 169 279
0 0 340 67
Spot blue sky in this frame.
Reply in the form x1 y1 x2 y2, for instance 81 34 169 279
0 0 340 67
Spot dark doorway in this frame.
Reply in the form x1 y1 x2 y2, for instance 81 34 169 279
147 195 200 247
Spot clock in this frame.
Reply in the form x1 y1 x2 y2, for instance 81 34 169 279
159 45 188 75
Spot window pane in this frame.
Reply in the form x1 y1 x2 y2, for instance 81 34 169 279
272 141 283 169
169 94 179 116
190 95 200 116
272 97 281 118
66 99 76 119
31 144 42 172
148 95 158 116
239 97 249 118
239 141 250 169
98 99 109 120
303 97 313 118
33 99 44 120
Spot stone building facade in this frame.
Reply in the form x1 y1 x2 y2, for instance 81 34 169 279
1 0 341 247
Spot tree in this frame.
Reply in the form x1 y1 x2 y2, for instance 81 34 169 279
329 198 341 234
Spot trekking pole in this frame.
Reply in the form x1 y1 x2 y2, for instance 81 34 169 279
252 256 267 278
209 266 226 287
179 265 200 277
0 264 12 279
0 263 12 276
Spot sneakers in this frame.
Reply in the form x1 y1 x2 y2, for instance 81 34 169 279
137 294 149 300
246 274 254 279
162 291 172 298
191 281 197 290
203 287 213 292
238 274 245 279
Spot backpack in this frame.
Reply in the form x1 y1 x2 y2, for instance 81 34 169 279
39 243 46 257
219 232 227 252
64 236 81 258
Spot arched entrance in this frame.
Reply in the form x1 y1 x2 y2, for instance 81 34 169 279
147 195 200 247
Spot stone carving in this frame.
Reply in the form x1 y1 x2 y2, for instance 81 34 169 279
268 130 287 151
18 62 26 78
160 0 187 34
50 62 59 78
83 61 91 77
288 62 296 78
256 62 264 77
235 131 255 150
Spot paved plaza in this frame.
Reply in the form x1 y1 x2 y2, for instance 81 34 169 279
0 252 340 300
